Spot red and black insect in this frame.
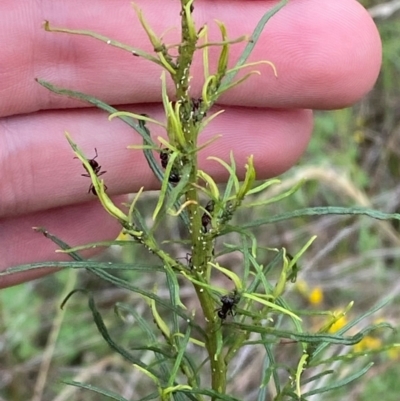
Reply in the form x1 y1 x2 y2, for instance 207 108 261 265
216 291 240 320
159 148 171 169
76 149 107 196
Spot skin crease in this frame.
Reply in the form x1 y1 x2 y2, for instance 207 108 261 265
0 0 381 287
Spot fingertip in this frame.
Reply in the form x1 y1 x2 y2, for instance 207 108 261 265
272 0 381 109
216 0 381 109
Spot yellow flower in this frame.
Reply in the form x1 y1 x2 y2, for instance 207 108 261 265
295 281 324 305
328 315 348 333
354 336 382 353
308 287 323 305
387 346 400 360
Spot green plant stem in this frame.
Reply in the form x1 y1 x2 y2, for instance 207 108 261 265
194 285 227 396
174 2 229 395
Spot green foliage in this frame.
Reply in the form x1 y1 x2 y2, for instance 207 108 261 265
1 285 42 359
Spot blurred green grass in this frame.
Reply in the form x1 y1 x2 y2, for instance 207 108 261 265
2 2 400 400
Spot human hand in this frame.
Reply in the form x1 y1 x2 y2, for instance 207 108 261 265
0 0 381 287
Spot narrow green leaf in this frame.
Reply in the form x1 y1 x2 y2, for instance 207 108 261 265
245 179 304 207
43 20 160 64
236 206 400 230
55 240 140 253
225 60 277 77
149 296 171 339
197 170 220 200
133 364 161 388
165 265 184 336
217 71 261 97
36 79 153 143
167 326 191 387
303 363 374 397
135 392 159 401
222 152 238 201
0 261 166 275
215 20 229 79
302 370 334 385
210 263 243 291
247 250 284 294
200 25 210 80
220 0 288 89
245 178 281 196
295 353 308 398
236 155 256 200
261 340 281 394
177 387 242 401
208 154 239 195
229 323 371 345
153 151 180 220
61 380 130 401
109 111 165 127
182 0 196 40
243 293 301 321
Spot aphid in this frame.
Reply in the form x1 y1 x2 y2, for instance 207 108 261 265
191 97 206 122
220 201 234 224
201 200 215 232
180 3 194 15
191 97 202 111
76 148 107 196
216 291 240 320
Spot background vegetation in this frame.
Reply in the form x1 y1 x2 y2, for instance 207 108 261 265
1 1 400 400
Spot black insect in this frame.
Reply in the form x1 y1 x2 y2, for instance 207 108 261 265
159 148 181 183
87 181 108 197
201 200 215 232
168 171 181 183
216 291 240 320
159 148 171 169
76 148 107 196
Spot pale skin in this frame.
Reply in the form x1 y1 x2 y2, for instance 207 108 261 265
0 0 382 287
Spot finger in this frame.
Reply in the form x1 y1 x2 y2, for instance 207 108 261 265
0 104 312 218
0 198 124 288
0 0 380 117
